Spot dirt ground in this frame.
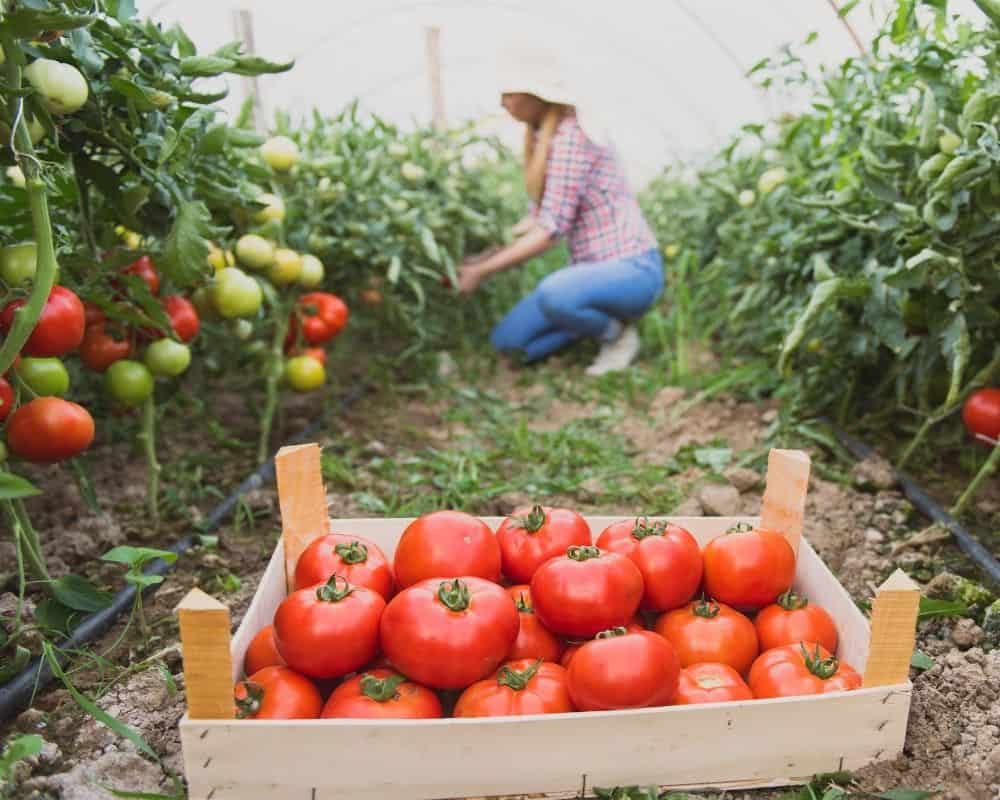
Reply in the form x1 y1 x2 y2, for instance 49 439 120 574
3 362 999 800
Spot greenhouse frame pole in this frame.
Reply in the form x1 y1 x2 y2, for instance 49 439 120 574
425 25 447 131
233 8 266 133
826 0 868 56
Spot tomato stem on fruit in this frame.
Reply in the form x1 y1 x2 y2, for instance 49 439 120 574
725 522 754 535
496 658 542 691
138 394 160 528
693 599 721 618
515 592 533 613
437 578 471 611
951 439 1000 517
566 545 601 561
595 626 628 639
777 590 808 611
511 504 546 533
334 541 369 565
359 672 407 702
630 517 666 540
800 642 839 680
234 680 264 719
316 574 354 603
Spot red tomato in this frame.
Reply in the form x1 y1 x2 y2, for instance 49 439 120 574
0 377 13 422
163 295 200 343
454 658 574 717
293 533 394 599
1 285 85 357
506 585 564 663
560 617 644 668
379 577 519 690
123 255 160 295
234 666 321 720
496 505 591 584
289 292 348 346
273 575 385 679
321 669 442 719
83 301 106 327
566 628 679 711
530 545 643 639
674 663 753 705
654 599 759 675
962 388 1000 444
79 323 131 372
702 525 796 611
6 397 94 463
748 642 861 699
596 518 702 611
393 510 500 589
243 624 285 676
303 347 327 365
755 590 838 654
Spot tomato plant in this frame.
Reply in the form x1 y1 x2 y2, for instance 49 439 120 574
23 58 88 115
293 533 394 599
6 397 94 463
654 599 759 675
506 585 564 663
0 376 13 422
122 255 160 296
290 291 348 346
596 518 702 611
243 625 285 676
702 525 795 611
674 663 753 705
530 546 643 638
454 659 574 717
321 669 442 719
393 510 501 589
748 643 861 699
235 666 322 720
379 577 518 690
754 591 838 654
495 504 591 584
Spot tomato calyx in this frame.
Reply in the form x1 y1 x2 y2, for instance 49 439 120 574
777 589 809 611
595 626 628 639
800 643 840 680
567 545 601 562
315 574 354 603
359 672 407 702
334 540 369 565
692 599 721 619
509 504 547 533
631 517 667 540
234 680 264 719
514 591 533 614
724 522 754 535
437 578 471 612
496 658 542 691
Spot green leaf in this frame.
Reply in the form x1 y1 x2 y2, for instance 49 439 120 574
918 596 968 618
33 598 79 634
0 9 95 39
127 573 165 589
910 650 935 671
228 56 295 77
50 574 113 613
159 201 215 287
179 55 237 77
940 314 970 407
838 0 862 15
109 0 138 21
108 76 157 112
387 254 402 285
779 278 868 374
0 734 43 782
0 472 42 501
873 790 934 800
0 643 30 683
419 227 441 264
102 546 177 569
693 448 733 472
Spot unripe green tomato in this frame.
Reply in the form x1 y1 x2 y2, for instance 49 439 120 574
105 359 154 406
16 357 69 396
284 355 325 392
298 254 324 288
235 234 276 270
269 248 302 286
212 267 263 319
231 318 254 340
254 192 286 224
938 131 962 155
0 242 37 286
401 162 426 182
24 58 89 115
144 339 191 378
260 136 299 171
738 189 756 208
191 287 221 321
757 166 788 195
6 166 25 188
388 141 408 158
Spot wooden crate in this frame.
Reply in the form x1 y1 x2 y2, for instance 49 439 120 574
176 446 919 800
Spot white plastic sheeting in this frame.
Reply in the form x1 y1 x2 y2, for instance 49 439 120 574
139 0 987 183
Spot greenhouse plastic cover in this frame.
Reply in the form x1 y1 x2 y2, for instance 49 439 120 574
138 0 988 184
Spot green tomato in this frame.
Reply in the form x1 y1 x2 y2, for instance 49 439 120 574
16 357 69 396
235 234 276 270
105 360 154 406
285 355 325 392
298 254 324 288
269 248 302 286
261 136 299 171
938 131 962 155
757 167 788 195
212 267 263 319
0 242 37 286
6 166 25 188
0 441 7 462
24 58 89 115
737 189 756 207
401 162 426 182
231 319 254 340
254 193 286 224
144 339 191 378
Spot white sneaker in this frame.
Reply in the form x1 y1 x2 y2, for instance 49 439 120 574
585 325 640 376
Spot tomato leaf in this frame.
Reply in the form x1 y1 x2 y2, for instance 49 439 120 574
228 56 295 77
179 55 237 77
159 201 216 287
0 643 30 684
50 574 113 613
910 650 935 671
33 598 80 634
0 472 42 501
101 545 177 569
0 8 95 39
918 596 968 618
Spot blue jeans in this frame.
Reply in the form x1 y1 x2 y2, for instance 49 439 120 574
490 248 664 362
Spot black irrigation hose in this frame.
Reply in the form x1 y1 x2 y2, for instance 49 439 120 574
828 421 1000 589
0 385 366 723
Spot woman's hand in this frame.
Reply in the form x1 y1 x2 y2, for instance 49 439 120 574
457 261 490 295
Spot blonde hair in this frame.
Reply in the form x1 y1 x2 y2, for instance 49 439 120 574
523 104 570 203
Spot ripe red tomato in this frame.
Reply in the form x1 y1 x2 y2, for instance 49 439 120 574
294 533 394 599
234 666 321 720
243 624 285 676
273 575 385 679
6 397 94 463
674 663 753 705
0 377 13 422
380 577 519 690
123 255 160 295
530 546 643 638
566 628 679 711
321 669 442 719
289 292 348 346
83 301 105 327
748 642 861 699
560 617 644 668
163 295 200 343
702 525 796 611
454 658 574 717
506 585 564 663
1 285 85 357
962 388 1000 444
79 323 131 372
496 505 591 584
654 599 759 675
393 510 500 589
754 590 838 654
596 518 702 611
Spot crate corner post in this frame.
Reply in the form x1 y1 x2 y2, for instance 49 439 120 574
275 442 330 593
863 568 921 688
761 448 812 555
176 587 235 720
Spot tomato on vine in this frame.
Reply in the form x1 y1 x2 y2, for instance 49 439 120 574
104 360 154 406
321 669 442 720
234 666 321 720
79 324 131 372
0 377 14 422
289 292 348 346
1 285 85 357
163 295 200 342
6 397 94 463
15 357 69 396
122 255 160 295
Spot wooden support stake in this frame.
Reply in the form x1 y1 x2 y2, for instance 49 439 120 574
424 25 446 131
177 588 234 720
276 443 329 592
863 568 920 688
761 449 811 557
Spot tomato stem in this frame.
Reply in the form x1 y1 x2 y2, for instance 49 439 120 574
138 394 160 529
496 658 542 691
595 626 628 639
334 540 368 565
3 496 50 585
724 522 754 535
630 517 666 540
800 642 839 680
510 504 546 533
693 598 721 618
566 545 601 561
951 438 1000 517
234 680 263 719
514 591 533 613
776 589 808 611
315 574 353 603
359 672 407 702
437 578 471 612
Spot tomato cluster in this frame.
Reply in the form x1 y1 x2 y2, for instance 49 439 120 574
234 508 861 721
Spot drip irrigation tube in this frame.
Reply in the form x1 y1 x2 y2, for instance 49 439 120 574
0 386 366 723
828 423 1000 590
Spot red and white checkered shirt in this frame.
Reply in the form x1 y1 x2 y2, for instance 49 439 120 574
533 114 658 264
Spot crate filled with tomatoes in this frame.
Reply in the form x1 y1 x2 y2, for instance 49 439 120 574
176 444 919 800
